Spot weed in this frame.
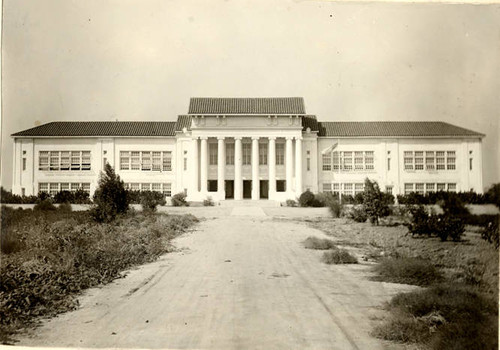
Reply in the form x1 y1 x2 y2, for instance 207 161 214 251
172 192 189 206
303 236 337 250
373 257 442 286
321 249 358 264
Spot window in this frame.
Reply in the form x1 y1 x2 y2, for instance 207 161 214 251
163 151 172 171
120 152 131 170
81 151 91 170
242 143 251 165
387 158 391 171
152 152 162 171
343 152 353 171
209 144 218 165
426 183 435 193
404 151 414 170
22 158 26 171
163 183 172 197
276 143 285 165
39 152 49 171
49 183 59 196
141 152 151 171
470 158 473 171
415 183 425 194
448 183 457 192
404 183 414 195
71 151 80 170
386 186 393 195
332 183 340 195
354 151 364 170
184 158 188 171
81 183 90 193
436 151 445 170
447 151 456 170
322 183 332 192
50 151 59 171
60 183 70 191
307 158 310 171
354 183 364 195
60 152 70 170
329 151 374 172
208 180 218 192
365 151 374 170
130 183 140 191
259 143 268 165
405 182 456 195
425 151 435 170
226 143 235 165
322 153 331 171
437 183 446 191
332 151 340 171
131 152 140 170
71 183 80 192
141 183 151 191
21 188 25 196
39 183 49 193
414 152 424 170
343 183 354 196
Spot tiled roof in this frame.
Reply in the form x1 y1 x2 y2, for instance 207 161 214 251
11 121 177 137
175 115 192 132
188 97 305 114
317 121 484 138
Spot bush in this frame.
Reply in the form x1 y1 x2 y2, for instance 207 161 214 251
374 284 498 349
34 199 56 211
328 199 343 218
90 164 129 222
303 236 337 250
0 187 38 204
406 205 434 236
54 191 74 204
349 206 368 223
171 192 189 207
373 257 443 286
140 191 165 212
298 190 315 207
485 183 500 208
285 199 297 207
73 189 91 204
436 215 465 242
362 178 391 225
481 216 499 249
321 249 358 264
58 202 72 213
203 196 214 206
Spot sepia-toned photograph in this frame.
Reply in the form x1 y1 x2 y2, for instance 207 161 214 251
1 0 499 349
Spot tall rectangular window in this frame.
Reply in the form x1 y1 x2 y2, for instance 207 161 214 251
141 152 151 171
49 183 59 196
404 151 414 170
404 183 414 195
71 151 81 170
226 143 235 165
163 183 172 197
386 186 393 195
39 183 49 193
436 151 445 170
448 183 457 192
81 151 91 170
343 152 353 171
209 144 218 165
184 158 187 171
437 183 446 192
365 151 374 170
354 151 364 170
343 183 353 196
242 143 251 165
259 143 268 165
276 143 285 165
322 153 331 171
414 152 424 170
162 151 172 171
307 158 310 171
387 158 391 171
332 151 340 171
447 151 456 170
120 151 130 170
131 152 140 170
50 151 59 171
354 183 364 195
60 152 70 170
39 152 49 171
322 183 332 192
469 158 473 171
22 158 26 171
152 152 162 171
425 151 435 170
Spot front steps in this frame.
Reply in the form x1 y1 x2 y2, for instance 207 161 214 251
218 199 280 208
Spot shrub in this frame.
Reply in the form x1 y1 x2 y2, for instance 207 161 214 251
90 163 129 222
481 216 499 249
140 191 165 212
34 199 57 211
328 199 343 218
286 199 297 207
406 205 434 236
54 190 74 204
171 192 189 207
321 249 358 264
58 202 73 213
485 183 500 208
203 196 214 206
435 215 465 242
298 190 315 207
303 236 337 250
373 257 443 286
362 178 391 225
73 189 91 204
0 187 38 204
349 206 368 223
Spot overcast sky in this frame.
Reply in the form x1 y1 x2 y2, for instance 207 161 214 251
2 0 499 190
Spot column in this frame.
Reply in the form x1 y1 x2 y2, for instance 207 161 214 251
190 137 199 196
295 136 303 195
286 136 293 193
252 137 260 200
268 137 276 196
217 137 225 198
200 137 208 193
234 137 243 200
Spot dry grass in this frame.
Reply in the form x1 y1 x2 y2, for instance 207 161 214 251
321 249 358 264
303 236 337 250
373 257 443 286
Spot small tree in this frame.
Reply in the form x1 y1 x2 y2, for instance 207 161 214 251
362 178 391 225
91 163 129 222
298 190 315 207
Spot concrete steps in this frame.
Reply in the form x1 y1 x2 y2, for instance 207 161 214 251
218 200 280 208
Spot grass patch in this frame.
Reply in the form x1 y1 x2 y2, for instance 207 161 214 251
373 257 443 286
0 206 198 344
373 284 498 349
303 236 337 250
321 249 358 264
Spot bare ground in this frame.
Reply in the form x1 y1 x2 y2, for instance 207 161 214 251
16 212 417 349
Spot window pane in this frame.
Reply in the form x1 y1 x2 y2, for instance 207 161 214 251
39 183 49 193
71 151 80 170
141 152 151 171
39 151 49 170
259 143 268 165
152 183 162 192
163 183 172 197
209 144 218 166
242 143 251 165
163 151 172 171
322 153 331 171
131 152 140 170
81 151 91 170
152 152 161 171
276 144 285 165
332 151 340 171
226 144 235 165
322 183 332 192
120 151 130 170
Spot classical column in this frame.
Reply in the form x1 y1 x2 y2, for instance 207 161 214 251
217 137 225 198
285 136 293 193
190 137 199 196
234 137 243 200
268 137 276 196
295 137 303 195
200 137 208 194
251 137 260 200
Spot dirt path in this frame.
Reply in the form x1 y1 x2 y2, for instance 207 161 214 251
18 214 414 349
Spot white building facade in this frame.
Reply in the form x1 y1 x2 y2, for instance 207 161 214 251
11 97 485 201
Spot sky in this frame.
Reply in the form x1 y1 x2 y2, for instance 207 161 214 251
2 0 499 190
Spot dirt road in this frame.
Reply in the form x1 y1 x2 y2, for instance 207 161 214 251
18 211 414 349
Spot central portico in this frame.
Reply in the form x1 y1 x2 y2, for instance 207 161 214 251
184 98 311 201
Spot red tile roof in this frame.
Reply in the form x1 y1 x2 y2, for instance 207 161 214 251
188 97 306 114
317 121 484 138
11 121 177 137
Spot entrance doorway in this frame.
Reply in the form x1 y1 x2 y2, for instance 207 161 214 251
225 180 234 199
260 180 269 199
243 180 252 199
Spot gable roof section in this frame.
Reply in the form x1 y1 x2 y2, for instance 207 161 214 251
317 121 484 138
188 97 305 114
11 121 177 137
175 115 192 132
